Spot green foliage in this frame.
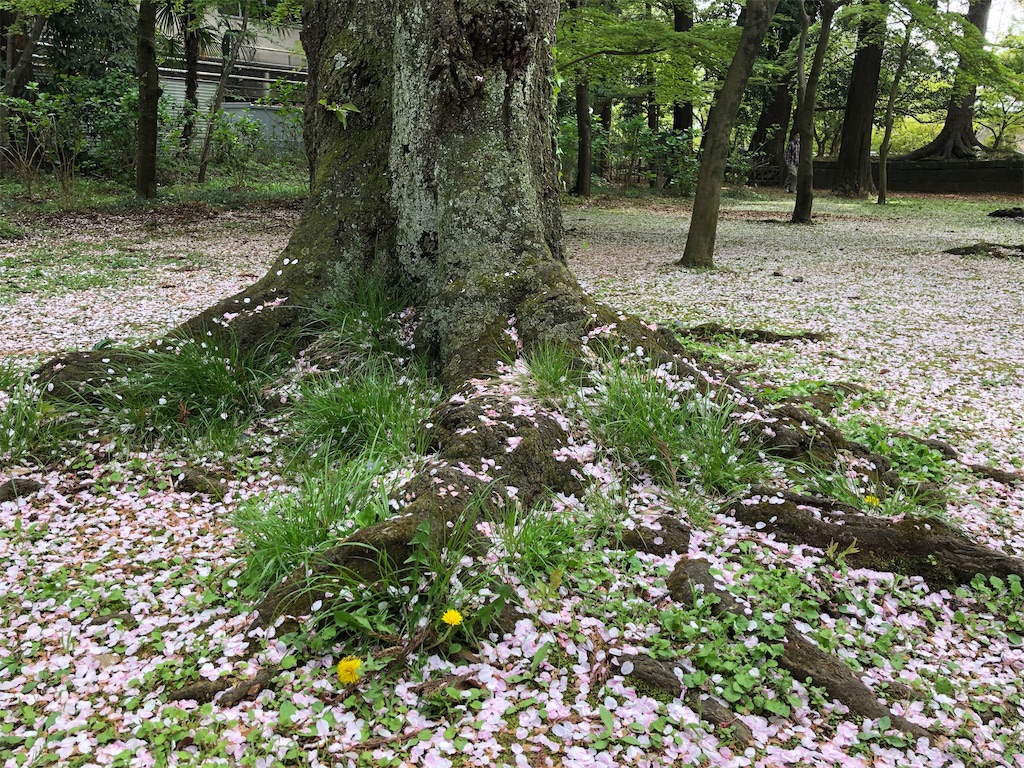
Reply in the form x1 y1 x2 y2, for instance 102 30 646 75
312 267 414 360
0 363 50 464
787 459 941 517
520 340 585 406
303 506 510 657
589 358 767 493
232 458 392 593
496 503 578 586
841 421 951 486
289 361 433 464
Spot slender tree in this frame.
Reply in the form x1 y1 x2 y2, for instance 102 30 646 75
196 2 249 183
574 72 593 195
680 0 781 268
877 19 914 202
136 0 161 198
791 0 840 223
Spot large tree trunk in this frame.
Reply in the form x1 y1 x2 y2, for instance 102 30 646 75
180 0 598 389
42 3 1024 743
136 1 161 199
831 1 886 197
679 0 781 268
901 0 991 161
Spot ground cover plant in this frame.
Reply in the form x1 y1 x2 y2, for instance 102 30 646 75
2 191 1024 767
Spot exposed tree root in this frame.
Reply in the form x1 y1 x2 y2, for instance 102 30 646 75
728 487 1024 590
616 654 755 746
165 666 278 706
676 322 827 344
667 558 937 745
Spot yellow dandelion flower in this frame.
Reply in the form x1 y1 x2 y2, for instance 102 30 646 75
337 656 362 684
865 494 881 506
442 609 464 627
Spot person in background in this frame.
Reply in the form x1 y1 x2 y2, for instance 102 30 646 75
784 131 800 193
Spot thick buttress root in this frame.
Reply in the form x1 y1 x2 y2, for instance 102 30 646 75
729 487 1024 591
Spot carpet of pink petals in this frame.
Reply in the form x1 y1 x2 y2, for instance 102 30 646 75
2 195 1024 767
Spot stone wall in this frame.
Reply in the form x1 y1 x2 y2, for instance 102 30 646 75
809 158 1024 195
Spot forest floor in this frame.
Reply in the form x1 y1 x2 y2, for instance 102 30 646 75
2 190 1024 768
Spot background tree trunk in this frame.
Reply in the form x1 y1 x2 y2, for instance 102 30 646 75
831 1 885 197
574 75 592 196
179 0 201 153
136 1 161 199
672 2 694 141
792 0 838 223
679 0 781 268
878 23 913 203
901 0 991 161
747 78 792 185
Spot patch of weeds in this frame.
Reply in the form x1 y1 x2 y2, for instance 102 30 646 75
495 502 579 589
589 357 768 493
0 362 78 463
310 266 413 361
787 460 941 517
289 358 435 465
233 457 393 594
0 219 23 239
840 419 952 486
300 501 511 662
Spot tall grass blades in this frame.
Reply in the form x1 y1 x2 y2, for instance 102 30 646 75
290 360 434 465
521 341 585 406
232 458 392 594
312 268 413 361
0 364 46 464
61 336 277 450
589 358 767 493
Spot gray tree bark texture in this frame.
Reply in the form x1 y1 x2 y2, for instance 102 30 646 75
679 0 781 268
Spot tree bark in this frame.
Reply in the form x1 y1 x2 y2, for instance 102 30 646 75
0 14 45 176
831 1 886 197
180 0 201 153
901 0 991 161
791 0 838 224
747 78 792 185
597 96 612 179
574 75 592 196
679 0 781 268
671 2 693 139
136 1 161 199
